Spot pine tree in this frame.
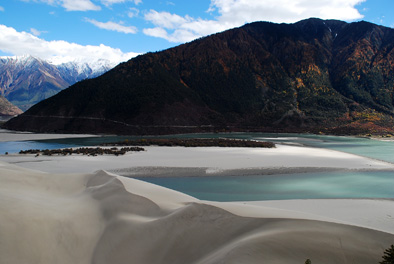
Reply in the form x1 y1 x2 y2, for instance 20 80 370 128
380 245 394 264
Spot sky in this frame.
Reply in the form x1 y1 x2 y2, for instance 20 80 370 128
0 0 393 65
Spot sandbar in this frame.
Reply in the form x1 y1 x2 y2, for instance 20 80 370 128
2 144 394 175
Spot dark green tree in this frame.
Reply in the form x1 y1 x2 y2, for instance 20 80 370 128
380 245 394 264
305 259 311 264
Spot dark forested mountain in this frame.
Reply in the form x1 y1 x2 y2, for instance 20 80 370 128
5 18 394 135
0 55 114 111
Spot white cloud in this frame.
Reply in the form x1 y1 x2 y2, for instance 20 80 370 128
62 0 101 11
26 0 142 11
100 0 142 6
0 24 139 64
30 28 47 36
143 27 199 43
143 0 366 43
85 18 138 34
142 10 229 43
19 0 101 11
127 7 140 18
144 10 192 29
0 6 4 12
210 0 366 24
142 27 168 39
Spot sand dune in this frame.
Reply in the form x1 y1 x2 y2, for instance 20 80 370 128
1 161 393 264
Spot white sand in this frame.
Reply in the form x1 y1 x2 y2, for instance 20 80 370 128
1 161 393 264
2 144 394 175
211 199 394 234
0 162 104 264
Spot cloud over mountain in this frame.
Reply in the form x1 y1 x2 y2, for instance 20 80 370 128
1 0 367 63
143 0 366 42
0 25 139 65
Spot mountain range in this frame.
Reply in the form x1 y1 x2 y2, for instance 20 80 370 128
0 55 115 112
4 18 394 135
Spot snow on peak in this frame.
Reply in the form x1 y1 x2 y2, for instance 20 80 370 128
56 58 115 76
47 56 116 75
1 54 115 77
48 56 118 68
0 55 41 66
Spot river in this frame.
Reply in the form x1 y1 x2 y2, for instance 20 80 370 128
1 131 394 201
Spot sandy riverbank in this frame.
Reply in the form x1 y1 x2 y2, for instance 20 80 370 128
2 143 394 175
0 160 393 264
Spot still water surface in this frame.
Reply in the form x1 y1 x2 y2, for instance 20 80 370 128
136 171 394 201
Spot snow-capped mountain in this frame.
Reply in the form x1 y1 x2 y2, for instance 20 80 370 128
55 58 116 84
0 55 115 111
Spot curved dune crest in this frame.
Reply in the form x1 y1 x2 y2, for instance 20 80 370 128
0 162 393 264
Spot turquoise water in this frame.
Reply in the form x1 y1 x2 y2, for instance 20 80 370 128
136 171 394 201
252 134 394 163
0 135 136 154
0 140 79 154
1 131 394 201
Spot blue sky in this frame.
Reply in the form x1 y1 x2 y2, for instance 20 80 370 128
0 0 393 64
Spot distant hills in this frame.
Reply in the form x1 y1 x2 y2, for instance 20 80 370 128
0 55 115 111
0 96 22 118
5 18 394 135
